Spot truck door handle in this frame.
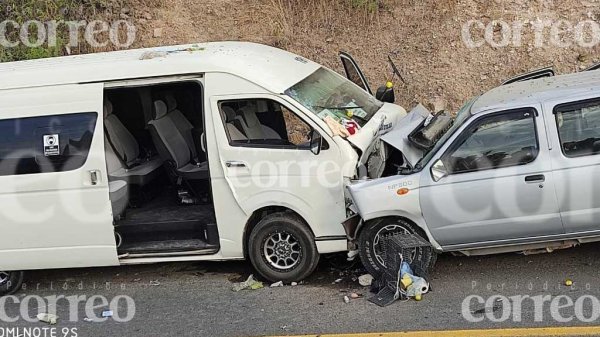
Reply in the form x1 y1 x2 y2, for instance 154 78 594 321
226 161 247 168
525 174 545 183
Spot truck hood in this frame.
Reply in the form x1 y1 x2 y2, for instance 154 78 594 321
347 103 432 168
379 104 431 167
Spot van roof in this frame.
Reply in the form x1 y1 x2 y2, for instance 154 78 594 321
471 70 600 114
0 41 321 93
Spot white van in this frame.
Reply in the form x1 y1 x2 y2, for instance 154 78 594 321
0 42 408 295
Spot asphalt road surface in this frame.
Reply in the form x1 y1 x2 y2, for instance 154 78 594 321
3 242 600 337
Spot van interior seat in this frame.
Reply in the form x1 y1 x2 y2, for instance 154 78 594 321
104 100 164 186
109 180 129 219
165 94 200 159
148 100 209 180
104 135 129 218
222 106 247 141
237 101 281 140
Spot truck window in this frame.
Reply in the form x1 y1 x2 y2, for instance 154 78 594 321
555 98 600 158
219 99 313 149
444 109 539 174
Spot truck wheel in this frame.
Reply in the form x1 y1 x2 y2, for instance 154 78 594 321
248 212 320 283
0 271 25 296
358 218 436 278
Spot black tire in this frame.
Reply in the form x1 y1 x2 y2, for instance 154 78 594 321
0 271 25 297
248 212 320 283
358 217 437 278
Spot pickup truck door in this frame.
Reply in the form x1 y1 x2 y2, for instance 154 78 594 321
420 107 564 248
546 96 600 234
0 84 119 270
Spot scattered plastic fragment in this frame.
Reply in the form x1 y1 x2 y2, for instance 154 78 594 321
102 310 113 318
400 261 429 298
270 281 284 288
350 292 361 299
358 274 373 287
250 281 264 290
37 313 58 325
149 280 161 286
232 275 263 291
343 296 350 303
291 282 298 286
565 279 573 286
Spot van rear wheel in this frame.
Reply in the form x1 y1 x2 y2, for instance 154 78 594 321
248 212 319 283
0 271 25 296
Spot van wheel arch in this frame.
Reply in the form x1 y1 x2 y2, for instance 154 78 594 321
244 207 319 282
243 206 315 259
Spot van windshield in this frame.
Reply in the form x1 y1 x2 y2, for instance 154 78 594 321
285 67 383 127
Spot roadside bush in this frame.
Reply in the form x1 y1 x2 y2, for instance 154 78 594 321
0 0 120 62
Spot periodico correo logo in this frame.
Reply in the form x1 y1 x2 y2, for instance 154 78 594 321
0 294 136 323
0 19 136 49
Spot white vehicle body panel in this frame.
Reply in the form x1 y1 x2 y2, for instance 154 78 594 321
0 84 119 270
1 42 400 270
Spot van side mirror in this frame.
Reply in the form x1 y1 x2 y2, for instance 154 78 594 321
431 159 448 182
375 84 395 103
310 130 323 155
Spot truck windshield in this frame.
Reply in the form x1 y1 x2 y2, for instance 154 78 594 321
415 97 478 170
285 67 383 126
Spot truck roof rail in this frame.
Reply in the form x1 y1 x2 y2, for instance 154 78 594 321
501 67 555 85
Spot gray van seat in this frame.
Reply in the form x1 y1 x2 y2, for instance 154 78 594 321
109 180 128 218
104 100 164 186
237 100 281 139
165 94 200 159
148 100 209 180
105 139 129 217
222 106 247 141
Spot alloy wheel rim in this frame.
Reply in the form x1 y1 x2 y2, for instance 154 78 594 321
0 272 9 285
263 232 302 270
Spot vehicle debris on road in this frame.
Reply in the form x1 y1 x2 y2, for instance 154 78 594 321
37 313 58 325
270 281 284 288
368 233 432 307
358 274 373 287
232 274 264 291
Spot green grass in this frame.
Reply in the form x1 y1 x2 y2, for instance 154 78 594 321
0 0 110 62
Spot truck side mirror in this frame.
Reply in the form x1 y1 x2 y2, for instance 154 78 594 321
431 159 448 182
375 84 395 104
310 130 323 155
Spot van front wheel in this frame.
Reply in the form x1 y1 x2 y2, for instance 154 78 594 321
248 212 319 283
0 271 25 296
